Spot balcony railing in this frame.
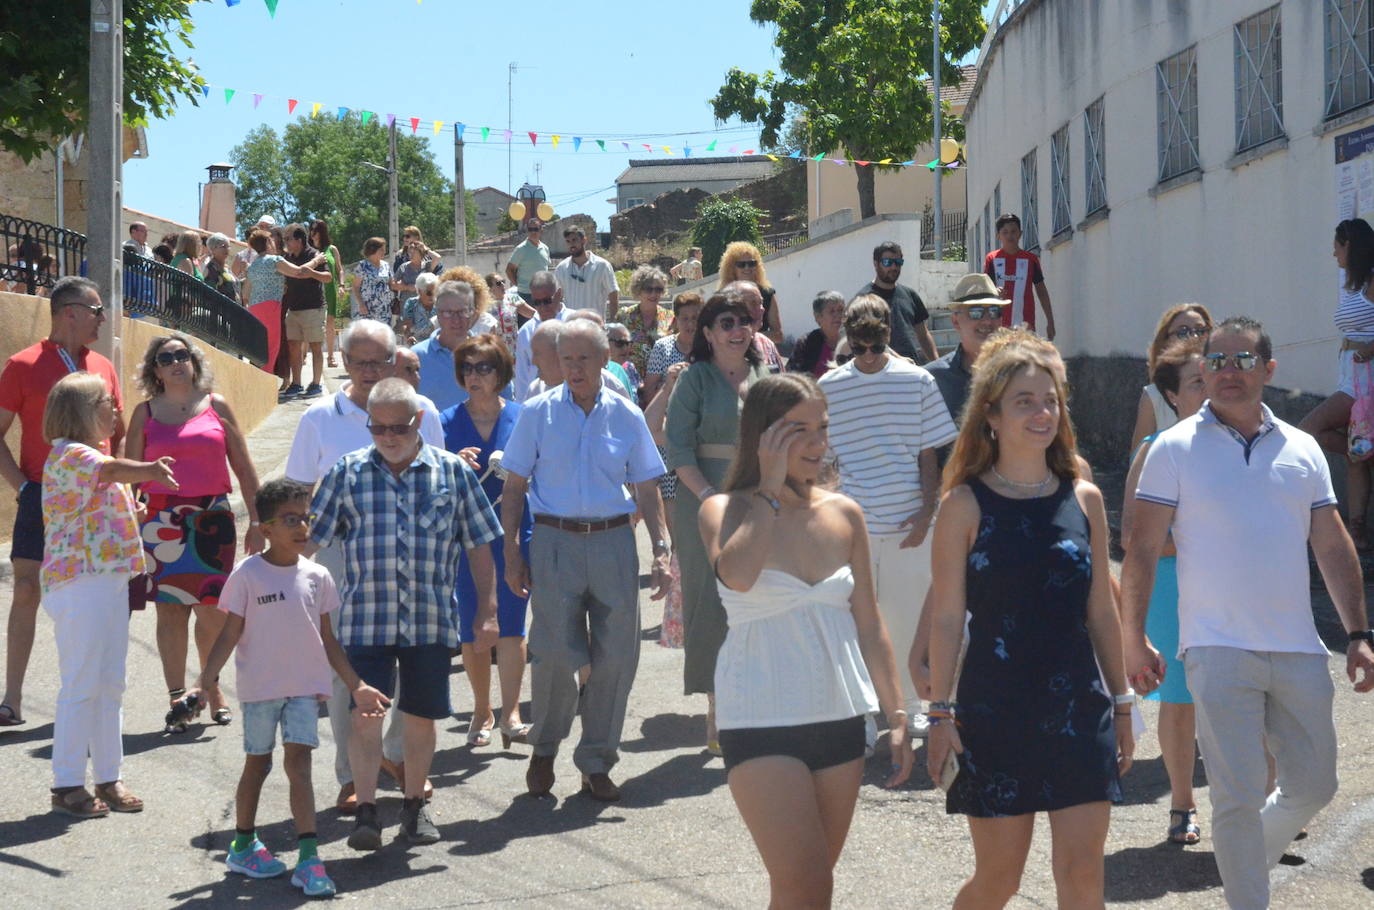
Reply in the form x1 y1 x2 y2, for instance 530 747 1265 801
123 250 269 366
0 213 87 294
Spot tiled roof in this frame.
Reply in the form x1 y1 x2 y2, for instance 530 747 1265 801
615 156 775 186
925 65 979 116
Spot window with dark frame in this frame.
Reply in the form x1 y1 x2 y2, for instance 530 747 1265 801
1051 124 1071 236
1021 149 1039 251
1157 45 1200 182
1236 6 1284 150
1084 97 1107 215
1325 0 1374 119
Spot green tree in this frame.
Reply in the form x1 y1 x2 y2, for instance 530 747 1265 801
230 114 479 259
711 0 984 219
0 0 206 162
691 197 765 276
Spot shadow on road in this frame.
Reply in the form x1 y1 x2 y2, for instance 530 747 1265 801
1103 842 1222 901
0 813 78 872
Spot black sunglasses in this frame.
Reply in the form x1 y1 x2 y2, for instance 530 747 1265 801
962 304 1004 321
1204 352 1260 372
1172 326 1208 340
367 415 419 436
459 361 497 376
850 341 886 356
713 315 747 332
735 260 758 269
156 349 192 366
878 257 905 267
610 337 633 348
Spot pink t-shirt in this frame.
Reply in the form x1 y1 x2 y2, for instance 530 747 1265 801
219 554 340 703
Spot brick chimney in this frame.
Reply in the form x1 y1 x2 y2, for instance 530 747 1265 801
200 163 237 237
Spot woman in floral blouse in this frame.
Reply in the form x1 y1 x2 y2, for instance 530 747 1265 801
351 237 398 323
41 372 178 819
615 265 674 394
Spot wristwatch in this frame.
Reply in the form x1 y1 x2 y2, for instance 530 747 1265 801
1349 630 1374 646
652 540 670 556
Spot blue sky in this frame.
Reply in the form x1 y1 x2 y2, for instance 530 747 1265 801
125 0 994 240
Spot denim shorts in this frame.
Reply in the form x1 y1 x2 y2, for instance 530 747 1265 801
11 480 43 562
345 643 452 720
241 696 321 755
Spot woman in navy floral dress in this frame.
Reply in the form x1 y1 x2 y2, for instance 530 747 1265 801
926 330 1133 909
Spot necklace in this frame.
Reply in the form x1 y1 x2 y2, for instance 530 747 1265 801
991 465 1053 493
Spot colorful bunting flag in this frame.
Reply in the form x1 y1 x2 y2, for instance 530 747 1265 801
337 106 348 119
744 149 754 155
503 129 512 142
620 142 629 151
263 0 278 15
925 158 939 169
481 126 490 141
253 93 263 108
706 140 717 152
766 154 779 162
310 102 321 118
387 114 396 127
200 85 210 99
788 150 801 158
573 137 582 151
226 0 241 6
661 146 671 155
224 88 235 104
684 146 692 157
855 160 870 166
410 117 420 134
434 120 444 135
361 111 374 125
728 146 737 153
812 153 825 161
528 132 537 146
642 144 651 151
551 135 560 149
456 122 466 139
879 158 892 165
288 98 298 113
597 140 606 151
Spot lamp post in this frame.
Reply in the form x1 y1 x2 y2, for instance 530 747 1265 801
932 0 943 260
362 123 398 257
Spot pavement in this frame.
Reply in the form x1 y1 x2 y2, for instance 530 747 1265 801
3 372 1374 908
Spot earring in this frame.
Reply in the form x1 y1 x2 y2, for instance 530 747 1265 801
989 426 997 441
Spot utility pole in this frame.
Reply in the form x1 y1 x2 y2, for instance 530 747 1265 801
932 0 943 260
89 0 123 369
507 62 517 196
387 119 399 255
453 126 467 265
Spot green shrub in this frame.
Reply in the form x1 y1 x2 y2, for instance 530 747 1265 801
691 197 765 275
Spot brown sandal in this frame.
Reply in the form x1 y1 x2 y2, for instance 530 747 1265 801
51 786 109 819
93 781 144 813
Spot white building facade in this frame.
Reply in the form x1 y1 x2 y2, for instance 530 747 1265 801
965 0 1374 396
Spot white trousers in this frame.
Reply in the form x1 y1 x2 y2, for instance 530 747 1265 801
1185 646 1339 910
44 572 131 789
869 532 933 709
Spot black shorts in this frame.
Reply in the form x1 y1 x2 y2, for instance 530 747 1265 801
11 480 43 562
719 715 866 773
345 643 452 720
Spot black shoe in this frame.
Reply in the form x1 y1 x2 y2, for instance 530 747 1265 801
347 802 382 851
399 797 439 844
303 383 322 398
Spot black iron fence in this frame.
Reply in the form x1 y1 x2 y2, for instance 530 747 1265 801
123 250 269 366
921 210 967 256
0 213 87 294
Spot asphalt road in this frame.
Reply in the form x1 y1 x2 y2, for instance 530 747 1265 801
2 376 1374 908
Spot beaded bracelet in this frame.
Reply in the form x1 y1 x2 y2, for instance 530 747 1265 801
928 700 957 713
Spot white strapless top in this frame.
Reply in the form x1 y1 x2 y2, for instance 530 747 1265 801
714 565 879 730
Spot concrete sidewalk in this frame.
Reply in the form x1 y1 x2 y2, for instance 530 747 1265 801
2 374 1374 907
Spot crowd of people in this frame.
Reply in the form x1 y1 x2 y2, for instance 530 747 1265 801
2 211 1373 909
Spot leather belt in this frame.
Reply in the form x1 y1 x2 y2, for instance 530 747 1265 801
534 514 631 534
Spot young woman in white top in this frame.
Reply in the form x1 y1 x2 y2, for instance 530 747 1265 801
1127 303 1213 457
698 373 912 909
1300 218 1374 548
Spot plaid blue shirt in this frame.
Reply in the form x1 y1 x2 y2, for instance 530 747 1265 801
309 443 501 648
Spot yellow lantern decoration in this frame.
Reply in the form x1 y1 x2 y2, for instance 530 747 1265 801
536 201 555 222
939 137 960 164
507 201 526 221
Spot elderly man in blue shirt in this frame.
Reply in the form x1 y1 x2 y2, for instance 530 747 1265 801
310 377 501 849
501 319 670 802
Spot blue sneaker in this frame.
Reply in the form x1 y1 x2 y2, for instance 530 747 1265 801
292 857 337 897
225 839 287 879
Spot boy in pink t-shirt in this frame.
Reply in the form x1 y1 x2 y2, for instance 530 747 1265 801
190 480 388 897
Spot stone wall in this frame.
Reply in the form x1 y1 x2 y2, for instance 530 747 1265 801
609 163 808 247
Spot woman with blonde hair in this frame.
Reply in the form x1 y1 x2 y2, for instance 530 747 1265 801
926 329 1132 910
717 241 784 344
41 371 177 818
698 373 911 907
440 264 520 354
616 265 674 385
1127 304 1212 455
170 230 204 281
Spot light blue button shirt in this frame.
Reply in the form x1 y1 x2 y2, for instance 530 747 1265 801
412 335 468 412
502 384 667 519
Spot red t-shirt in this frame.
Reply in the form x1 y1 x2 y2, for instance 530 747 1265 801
983 249 1046 330
0 340 123 483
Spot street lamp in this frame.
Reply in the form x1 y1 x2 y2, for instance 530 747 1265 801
361 119 400 254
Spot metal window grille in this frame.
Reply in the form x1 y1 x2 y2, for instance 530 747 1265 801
1051 124 1071 235
1326 0 1374 119
1084 97 1107 215
1021 150 1039 251
1236 6 1284 150
983 201 992 259
1157 46 1200 182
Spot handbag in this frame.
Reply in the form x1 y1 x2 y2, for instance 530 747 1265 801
1349 356 1374 462
128 573 152 613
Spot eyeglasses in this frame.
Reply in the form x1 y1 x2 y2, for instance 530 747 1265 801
367 415 420 436
155 349 192 366
735 260 758 268
437 308 474 319
459 361 497 376
1172 326 1208 340
1204 352 1261 372
963 304 1004 321
878 257 905 267
850 341 887 356
263 513 312 529
347 358 393 372
65 302 105 316
610 338 633 348
713 315 747 332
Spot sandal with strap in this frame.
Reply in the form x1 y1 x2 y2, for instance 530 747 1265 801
94 781 144 813
1168 808 1201 845
51 786 109 819
0 703 23 726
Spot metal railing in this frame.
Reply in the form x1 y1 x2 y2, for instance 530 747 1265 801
123 250 269 366
921 210 967 255
763 228 809 253
0 213 88 294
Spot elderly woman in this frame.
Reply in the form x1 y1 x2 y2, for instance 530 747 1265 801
437 264 513 345
718 242 783 344
202 233 237 303
787 290 845 377
665 293 770 752
170 230 204 281
352 237 395 323
615 265 674 385
126 334 264 733
606 322 643 398
310 220 344 367
401 272 440 343
441 335 533 748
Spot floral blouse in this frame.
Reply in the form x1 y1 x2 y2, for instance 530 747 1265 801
614 304 674 378
354 259 394 321
41 440 145 594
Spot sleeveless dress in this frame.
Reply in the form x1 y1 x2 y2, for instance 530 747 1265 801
947 478 1121 817
1136 434 1191 705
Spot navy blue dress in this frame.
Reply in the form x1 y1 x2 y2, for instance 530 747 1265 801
947 477 1121 817
441 400 533 641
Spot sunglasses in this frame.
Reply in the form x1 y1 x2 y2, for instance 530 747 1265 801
963 304 1005 320
459 361 497 376
736 260 758 269
263 513 312 529
610 338 633 348
437 308 474 319
156 349 192 366
713 315 748 332
878 257 905 267
850 341 887 356
1172 326 1208 340
367 415 419 436
65 302 105 316
1204 352 1260 372
644 286 666 294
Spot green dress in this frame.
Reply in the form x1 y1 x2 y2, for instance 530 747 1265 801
170 253 203 281
665 359 770 694
322 247 342 318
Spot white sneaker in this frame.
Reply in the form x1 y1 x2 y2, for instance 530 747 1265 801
907 712 931 739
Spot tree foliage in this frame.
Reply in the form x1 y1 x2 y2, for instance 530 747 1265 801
0 0 206 162
712 0 985 218
691 197 765 275
229 114 479 260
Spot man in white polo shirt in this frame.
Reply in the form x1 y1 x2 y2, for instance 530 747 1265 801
1122 315 1374 910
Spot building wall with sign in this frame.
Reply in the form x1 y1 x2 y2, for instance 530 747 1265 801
965 0 1363 398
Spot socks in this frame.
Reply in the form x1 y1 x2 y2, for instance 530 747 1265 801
297 833 318 863
231 828 255 854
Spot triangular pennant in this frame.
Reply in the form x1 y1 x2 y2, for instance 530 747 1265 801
879 158 892 165
899 160 913 166
642 144 652 151
834 158 847 165
855 160 870 166
226 0 241 6
684 146 692 157
263 0 278 15
662 146 672 155
946 161 961 168
456 122 465 139
573 137 582 151
528 132 538 146
596 140 606 151
503 129 513 142
434 120 444 135
706 140 717 152
387 113 396 127
361 111 374 125
551 135 560 149
621 142 629 151
337 106 348 120
410 117 420 134
288 98 298 113
481 126 490 141
253 93 263 108
728 146 737 153
744 149 755 155
812 153 825 161
925 158 940 169
200 85 210 99
789 150 801 158
310 102 321 118
224 88 235 104
766 154 779 162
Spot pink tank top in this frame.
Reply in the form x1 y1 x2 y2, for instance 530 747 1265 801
142 404 232 497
